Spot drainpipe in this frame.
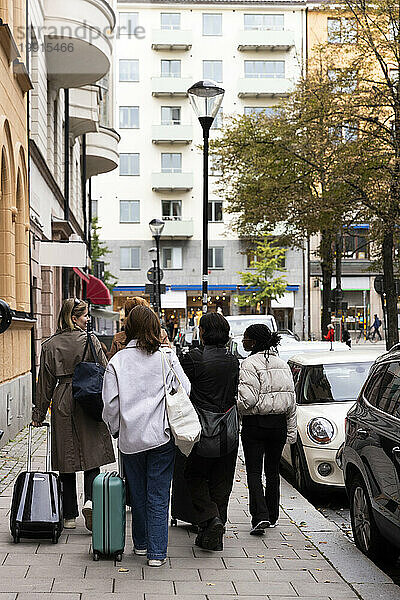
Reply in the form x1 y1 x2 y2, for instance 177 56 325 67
82 135 87 300
88 178 92 264
62 88 70 299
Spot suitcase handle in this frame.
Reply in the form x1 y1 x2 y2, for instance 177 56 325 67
27 422 51 472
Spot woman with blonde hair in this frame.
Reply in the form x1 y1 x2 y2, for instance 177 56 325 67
32 298 115 531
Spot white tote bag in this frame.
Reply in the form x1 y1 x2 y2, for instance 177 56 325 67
161 351 201 456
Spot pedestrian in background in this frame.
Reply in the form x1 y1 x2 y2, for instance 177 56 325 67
342 328 352 349
370 314 383 341
324 324 335 343
238 325 296 535
32 298 115 531
181 313 239 551
102 306 190 567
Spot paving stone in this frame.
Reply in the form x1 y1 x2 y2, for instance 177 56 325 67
0 565 28 577
276 558 327 570
0 595 16 600
82 595 144 600
25 565 86 578
52 578 114 593
18 595 80 600
164 545 195 557
114 579 175 593
199 568 258 582
3 553 60 566
234 581 296 596
86 565 142 579
222 557 279 570
170 557 225 569
143 567 200 581
308 568 344 583
144 596 205 600
194 546 246 558
175 581 236 595
0 578 53 592
37 543 91 554
292 581 356 596
245 547 298 559
256 570 317 583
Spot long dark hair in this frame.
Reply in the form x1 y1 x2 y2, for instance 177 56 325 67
244 324 281 355
199 312 230 346
125 306 161 354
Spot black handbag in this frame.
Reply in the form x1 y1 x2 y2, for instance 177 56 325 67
72 333 105 422
195 405 239 458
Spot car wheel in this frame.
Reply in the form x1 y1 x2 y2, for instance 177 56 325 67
292 443 311 496
349 476 388 560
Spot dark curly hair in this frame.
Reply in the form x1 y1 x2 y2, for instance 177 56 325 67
199 312 230 346
125 306 161 354
244 324 281 355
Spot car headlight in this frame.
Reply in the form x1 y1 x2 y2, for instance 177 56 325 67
307 418 335 444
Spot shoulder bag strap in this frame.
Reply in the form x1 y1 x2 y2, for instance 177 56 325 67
161 350 183 387
83 333 99 364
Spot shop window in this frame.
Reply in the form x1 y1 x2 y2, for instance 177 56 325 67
343 228 369 259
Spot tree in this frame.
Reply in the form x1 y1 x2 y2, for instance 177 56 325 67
91 217 118 291
236 238 287 313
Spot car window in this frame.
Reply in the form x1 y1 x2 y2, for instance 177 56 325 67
227 317 274 336
375 362 400 416
302 362 372 404
363 365 388 408
288 362 303 399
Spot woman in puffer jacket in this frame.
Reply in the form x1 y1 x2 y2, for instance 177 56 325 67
238 324 296 535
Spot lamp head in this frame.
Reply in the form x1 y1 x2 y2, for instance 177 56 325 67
187 79 225 122
149 218 165 237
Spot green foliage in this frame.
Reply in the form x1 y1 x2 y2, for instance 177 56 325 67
91 217 118 291
236 238 287 310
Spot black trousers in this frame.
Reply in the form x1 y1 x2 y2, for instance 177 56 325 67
60 468 100 519
184 448 238 526
241 417 287 527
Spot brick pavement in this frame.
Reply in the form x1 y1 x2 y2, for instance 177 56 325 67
0 426 378 599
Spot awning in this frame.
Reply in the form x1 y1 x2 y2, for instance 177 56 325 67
91 308 120 321
73 268 112 306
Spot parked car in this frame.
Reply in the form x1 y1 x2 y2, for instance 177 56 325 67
281 350 382 494
340 349 400 559
226 315 278 336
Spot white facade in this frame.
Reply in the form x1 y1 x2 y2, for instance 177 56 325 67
93 0 308 336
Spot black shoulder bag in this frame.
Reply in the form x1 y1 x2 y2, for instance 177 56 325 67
72 333 105 422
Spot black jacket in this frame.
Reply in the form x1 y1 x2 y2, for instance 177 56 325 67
180 345 239 413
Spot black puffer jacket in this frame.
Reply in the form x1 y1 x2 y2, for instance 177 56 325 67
180 345 239 413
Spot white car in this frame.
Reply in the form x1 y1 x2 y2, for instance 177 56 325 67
226 315 278 337
281 350 384 493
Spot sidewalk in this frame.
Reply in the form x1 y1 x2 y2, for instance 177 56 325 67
0 426 396 600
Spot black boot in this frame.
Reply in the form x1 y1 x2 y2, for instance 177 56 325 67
197 517 224 551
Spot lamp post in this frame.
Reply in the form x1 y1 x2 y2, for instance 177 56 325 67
148 247 158 314
149 219 165 317
188 79 225 314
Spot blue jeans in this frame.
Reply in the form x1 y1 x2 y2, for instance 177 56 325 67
122 439 175 560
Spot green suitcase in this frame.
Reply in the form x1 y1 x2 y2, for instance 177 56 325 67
92 472 126 561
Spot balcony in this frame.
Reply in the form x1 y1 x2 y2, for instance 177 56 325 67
44 0 115 88
152 172 193 191
69 86 101 139
152 124 193 144
238 78 292 98
161 219 194 238
152 30 192 50
238 30 295 51
151 77 192 97
86 125 120 178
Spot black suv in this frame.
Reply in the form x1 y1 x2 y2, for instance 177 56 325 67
341 349 400 560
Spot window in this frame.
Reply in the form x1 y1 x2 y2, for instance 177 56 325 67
161 13 180 30
245 60 285 78
244 14 284 31
161 153 182 173
119 60 139 82
364 366 387 407
162 200 182 220
210 155 222 176
120 246 140 269
244 106 276 117
161 60 181 78
120 153 140 176
342 122 358 141
91 199 98 219
209 247 224 268
203 60 223 83
327 68 356 93
120 200 140 223
208 200 223 222
343 227 369 259
162 247 183 269
327 17 357 44
211 106 223 130
119 12 139 36
374 362 400 415
119 106 139 129
302 362 373 405
161 106 181 125
203 13 222 36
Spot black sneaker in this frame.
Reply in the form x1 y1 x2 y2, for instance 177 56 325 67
250 520 270 535
199 517 224 551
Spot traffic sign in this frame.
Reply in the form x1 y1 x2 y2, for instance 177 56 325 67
147 267 164 284
374 275 384 295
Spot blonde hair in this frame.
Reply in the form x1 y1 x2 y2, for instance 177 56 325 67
57 298 88 331
124 296 149 317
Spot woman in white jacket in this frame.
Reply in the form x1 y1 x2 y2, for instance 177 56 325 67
238 324 296 535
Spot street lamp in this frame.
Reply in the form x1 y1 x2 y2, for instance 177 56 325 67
188 79 225 314
148 247 158 314
149 219 165 316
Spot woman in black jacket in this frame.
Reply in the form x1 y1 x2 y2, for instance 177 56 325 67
180 312 239 552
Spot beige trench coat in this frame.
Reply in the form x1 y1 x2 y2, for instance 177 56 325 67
32 329 115 473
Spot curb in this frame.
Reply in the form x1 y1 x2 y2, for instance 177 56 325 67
279 477 400 600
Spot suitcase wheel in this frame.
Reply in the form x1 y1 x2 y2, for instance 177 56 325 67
13 535 20 544
115 553 122 562
171 518 177 527
93 551 100 562
52 533 58 544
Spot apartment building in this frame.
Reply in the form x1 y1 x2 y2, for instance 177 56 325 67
307 2 382 339
93 0 309 338
0 0 33 444
28 0 120 363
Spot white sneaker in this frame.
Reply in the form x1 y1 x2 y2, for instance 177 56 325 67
267 521 278 528
134 548 147 556
82 500 93 531
63 518 76 529
147 559 167 567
